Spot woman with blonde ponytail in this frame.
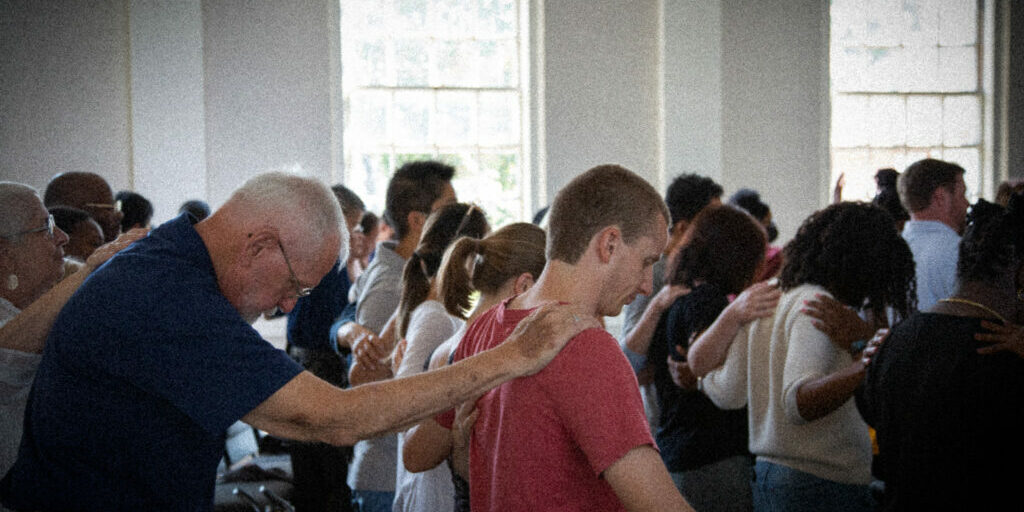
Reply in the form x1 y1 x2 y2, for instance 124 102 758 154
400 222 546 512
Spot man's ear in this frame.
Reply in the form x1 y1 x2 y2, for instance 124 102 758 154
930 186 950 210
406 210 427 239
513 272 535 295
595 225 622 264
241 229 277 268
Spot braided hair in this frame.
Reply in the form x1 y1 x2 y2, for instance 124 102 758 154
956 194 1024 285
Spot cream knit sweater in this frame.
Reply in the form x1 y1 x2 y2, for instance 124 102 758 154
702 284 872 485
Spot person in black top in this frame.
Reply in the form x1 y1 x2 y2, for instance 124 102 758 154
858 195 1024 510
652 205 766 512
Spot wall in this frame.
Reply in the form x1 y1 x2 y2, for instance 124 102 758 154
0 1 132 193
539 0 662 202
719 0 829 243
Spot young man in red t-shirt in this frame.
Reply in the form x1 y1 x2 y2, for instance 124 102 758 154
442 165 694 511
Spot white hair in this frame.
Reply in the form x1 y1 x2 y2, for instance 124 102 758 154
0 182 43 238
228 172 347 260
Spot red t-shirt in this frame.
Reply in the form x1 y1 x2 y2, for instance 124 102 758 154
440 298 655 511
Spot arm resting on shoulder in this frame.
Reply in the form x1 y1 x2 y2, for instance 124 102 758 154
245 303 597 446
603 445 695 512
0 229 146 353
687 280 779 377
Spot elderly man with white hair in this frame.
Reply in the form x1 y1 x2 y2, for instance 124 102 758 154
0 173 594 511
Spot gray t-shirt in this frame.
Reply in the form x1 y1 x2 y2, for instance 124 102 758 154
348 241 406 493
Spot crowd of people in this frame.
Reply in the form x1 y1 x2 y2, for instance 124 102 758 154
0 157 1021 512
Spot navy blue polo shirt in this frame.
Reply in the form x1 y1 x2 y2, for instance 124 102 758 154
1 214 302 511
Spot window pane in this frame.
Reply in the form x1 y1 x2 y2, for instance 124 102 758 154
436 39 480 87
394 0 428 33
906 95 942 147
937 46 977 92
943 95 981 146
433 0 478 35
831 94 869 147
867 95 906 147
901 0 939 47
435 91 477 145
347 90 391 144
479 0 517 36
479 91 520 145
393 91 431 143
396 38 430 86
346 39 389 87
938 0 977 46
478 39 518 87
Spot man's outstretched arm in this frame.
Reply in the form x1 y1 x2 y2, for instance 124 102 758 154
244 302 597 446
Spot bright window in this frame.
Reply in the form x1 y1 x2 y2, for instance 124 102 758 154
340 0 527 226
830 0 985 200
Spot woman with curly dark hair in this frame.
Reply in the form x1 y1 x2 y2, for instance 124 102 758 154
858 195 1024 510
687 202 916 512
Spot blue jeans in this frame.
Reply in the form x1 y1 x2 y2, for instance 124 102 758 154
350 490 395 512
752 460 875 512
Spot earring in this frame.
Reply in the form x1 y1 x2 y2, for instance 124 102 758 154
1018 287 1024 302
6 274 17 291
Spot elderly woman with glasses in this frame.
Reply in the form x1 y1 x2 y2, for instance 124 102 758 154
0 181 143 479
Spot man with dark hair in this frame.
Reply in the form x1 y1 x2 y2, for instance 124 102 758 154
115 190 154 231
333 161 455 512
897 158 969 309
43 172 123 243
437 164 693 511
383 160 456 241
619 174 722 429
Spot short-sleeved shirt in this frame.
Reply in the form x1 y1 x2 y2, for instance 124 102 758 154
441 298 655 512
0 214 302 511
901 220 960 310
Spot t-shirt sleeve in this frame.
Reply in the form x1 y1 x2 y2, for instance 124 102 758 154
541 329 655 476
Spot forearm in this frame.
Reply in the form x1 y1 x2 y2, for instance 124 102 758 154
0 265 89 353
794 361 865 422
622 301 665 359
320 342 527 445
402 420 452 473
686 310 743 377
